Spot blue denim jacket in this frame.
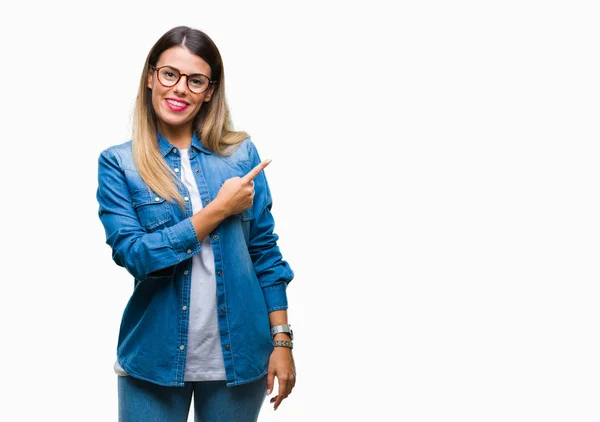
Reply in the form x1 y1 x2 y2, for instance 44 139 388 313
96 133 294 387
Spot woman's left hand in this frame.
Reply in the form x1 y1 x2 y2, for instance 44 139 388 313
266 346 296 410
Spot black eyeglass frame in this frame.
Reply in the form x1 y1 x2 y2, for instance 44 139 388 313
150 65 218 94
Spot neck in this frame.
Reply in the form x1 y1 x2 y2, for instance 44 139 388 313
158 123 193 149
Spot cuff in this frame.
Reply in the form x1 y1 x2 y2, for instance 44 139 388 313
166 217 202 261
262 282 289 312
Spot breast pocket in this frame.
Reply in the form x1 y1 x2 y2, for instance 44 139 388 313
222 161 254 223
131 190 172 231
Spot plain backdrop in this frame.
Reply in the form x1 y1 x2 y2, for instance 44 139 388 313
1 0 599 421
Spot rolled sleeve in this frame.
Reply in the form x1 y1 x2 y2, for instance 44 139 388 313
262 283 289 312
167 216 202 258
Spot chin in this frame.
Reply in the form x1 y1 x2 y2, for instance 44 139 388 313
162 118 193 130
157 110 193 126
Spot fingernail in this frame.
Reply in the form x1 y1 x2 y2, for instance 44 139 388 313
266 389 271 395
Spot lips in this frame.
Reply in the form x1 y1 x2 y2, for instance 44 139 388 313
165 98 189 111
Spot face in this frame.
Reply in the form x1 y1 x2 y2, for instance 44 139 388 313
147 46 215 133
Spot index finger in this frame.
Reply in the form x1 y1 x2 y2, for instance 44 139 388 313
242 159 271 183
273 382 289 410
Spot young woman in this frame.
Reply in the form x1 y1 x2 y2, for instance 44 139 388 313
96 25 295 421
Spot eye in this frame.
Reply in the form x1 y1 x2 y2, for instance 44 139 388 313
189 77 207 87
159 68 179 81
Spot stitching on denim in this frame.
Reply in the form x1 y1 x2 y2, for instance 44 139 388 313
218 229 238 384
268 305 288 312
177 264 191 385
118 361 182 387
262 282 288 312
226 366 268 387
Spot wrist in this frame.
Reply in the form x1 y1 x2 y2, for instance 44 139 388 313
206 198 229 219
273 333 292 341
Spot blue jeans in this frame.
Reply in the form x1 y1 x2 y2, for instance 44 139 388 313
118 375 267 421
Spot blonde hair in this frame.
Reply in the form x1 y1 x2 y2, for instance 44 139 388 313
132 26 248 209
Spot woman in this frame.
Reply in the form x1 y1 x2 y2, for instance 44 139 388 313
96 25 296 421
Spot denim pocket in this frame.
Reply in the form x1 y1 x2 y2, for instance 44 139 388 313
131 190 172 230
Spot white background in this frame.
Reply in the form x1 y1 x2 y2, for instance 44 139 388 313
1 0 599 421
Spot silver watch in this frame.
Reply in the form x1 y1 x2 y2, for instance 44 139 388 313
270 324 293 340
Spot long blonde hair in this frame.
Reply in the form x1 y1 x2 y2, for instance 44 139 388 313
132 26 248 208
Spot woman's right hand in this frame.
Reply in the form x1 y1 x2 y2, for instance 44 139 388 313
214 159 271 217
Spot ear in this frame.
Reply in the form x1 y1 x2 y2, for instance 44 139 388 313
147 67 154 89
204 84 216 102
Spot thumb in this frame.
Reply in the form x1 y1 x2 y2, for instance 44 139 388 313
266 368 275 396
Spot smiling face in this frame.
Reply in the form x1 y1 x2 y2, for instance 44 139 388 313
147 45 215 137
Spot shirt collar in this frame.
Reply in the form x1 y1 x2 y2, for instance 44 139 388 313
157 131 212 157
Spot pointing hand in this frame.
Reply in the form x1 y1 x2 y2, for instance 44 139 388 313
215 159 271 217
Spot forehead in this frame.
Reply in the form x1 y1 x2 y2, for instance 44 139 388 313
156 46 211 77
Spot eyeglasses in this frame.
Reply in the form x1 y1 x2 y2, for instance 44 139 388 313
150 65 217 94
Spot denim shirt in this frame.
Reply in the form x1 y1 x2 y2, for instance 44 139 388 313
96 133 294 387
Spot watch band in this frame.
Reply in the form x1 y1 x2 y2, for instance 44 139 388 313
270 324 293 340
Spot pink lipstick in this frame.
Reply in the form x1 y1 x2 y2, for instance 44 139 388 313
165 98 189 112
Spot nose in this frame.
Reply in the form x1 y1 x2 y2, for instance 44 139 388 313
173 75 188 94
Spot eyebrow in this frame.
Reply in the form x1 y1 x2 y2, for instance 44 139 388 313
158 65 210 78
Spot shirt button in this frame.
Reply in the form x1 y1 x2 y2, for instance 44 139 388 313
155 197 161 202
204 198 210 204
173 149 177 154
186 249 192 254
184 270 189 275
212 234 218 240
182 305 187 311
184 196 189 201
180 345 185 350
217 271 222 277
225 345 230 351
195 169 200 173
220 306 226 312
174 168 179 173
